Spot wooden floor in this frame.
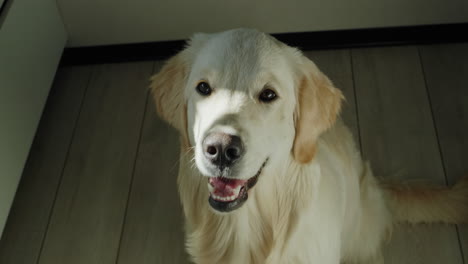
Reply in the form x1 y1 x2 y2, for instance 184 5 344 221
1 43 467 264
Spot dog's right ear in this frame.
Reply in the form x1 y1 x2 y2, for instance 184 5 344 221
150 33 209 133
150 52 189 133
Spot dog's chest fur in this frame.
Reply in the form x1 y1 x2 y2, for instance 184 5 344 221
186 206 274 263
178 157 307 264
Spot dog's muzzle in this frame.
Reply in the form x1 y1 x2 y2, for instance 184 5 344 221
207 159 268 212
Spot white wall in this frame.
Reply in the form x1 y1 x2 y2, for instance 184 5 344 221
0 0 67 238
58 0 468 47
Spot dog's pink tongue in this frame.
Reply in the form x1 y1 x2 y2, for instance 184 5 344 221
209 177 247 196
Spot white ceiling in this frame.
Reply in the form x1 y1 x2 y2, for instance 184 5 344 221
57 0 468 47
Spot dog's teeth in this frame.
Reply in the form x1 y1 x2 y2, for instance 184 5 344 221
211 193 239 202
207 182 214 193
233 185 242 195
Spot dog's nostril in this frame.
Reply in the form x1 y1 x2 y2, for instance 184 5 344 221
207 146 218 156
226 147 240 160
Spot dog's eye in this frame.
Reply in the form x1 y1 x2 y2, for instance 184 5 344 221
259 88 277 103
196 82 212 96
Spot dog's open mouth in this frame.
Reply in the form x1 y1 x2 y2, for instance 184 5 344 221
207 159 268 212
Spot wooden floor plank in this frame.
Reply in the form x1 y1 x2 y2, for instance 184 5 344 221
0 66 91 264
38 62 152 264
352 46 464 264
117 62 189 264
419 43 468 263
305 49 360 142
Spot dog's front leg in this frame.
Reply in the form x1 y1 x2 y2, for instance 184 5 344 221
265 250 341 264
361 251 384 264
265 231 342 264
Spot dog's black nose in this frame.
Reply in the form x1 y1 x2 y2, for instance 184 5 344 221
203 133 243 167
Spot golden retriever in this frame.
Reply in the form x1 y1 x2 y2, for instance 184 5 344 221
150 28 468 264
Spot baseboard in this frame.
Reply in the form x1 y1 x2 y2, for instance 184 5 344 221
60 23 468 66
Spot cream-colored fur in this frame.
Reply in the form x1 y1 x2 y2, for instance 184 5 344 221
150 28 468 264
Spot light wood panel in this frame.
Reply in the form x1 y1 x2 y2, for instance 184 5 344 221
0 66 91 264
352 46 463 264
420 43 468 263
117 62 189 263
38 62 152 264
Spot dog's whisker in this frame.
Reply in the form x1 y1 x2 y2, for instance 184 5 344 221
169 146 196 172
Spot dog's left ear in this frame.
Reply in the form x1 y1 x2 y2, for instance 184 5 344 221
293 55 344 164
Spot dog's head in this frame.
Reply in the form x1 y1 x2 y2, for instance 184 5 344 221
151 29 343 213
